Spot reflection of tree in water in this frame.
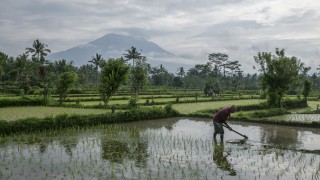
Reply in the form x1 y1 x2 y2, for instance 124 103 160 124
59 136 78 157
213 142 236 176
101 131 148 168
260 125 300 149
122 117 179 130
18 135 55 154
39 143 47 154
164 124 173 131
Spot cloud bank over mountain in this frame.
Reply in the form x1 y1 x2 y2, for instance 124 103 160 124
1 0 320 73
48 33 192 72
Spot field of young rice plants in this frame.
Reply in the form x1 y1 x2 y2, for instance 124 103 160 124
1 117 320 179
0 107 107 121
173 99 265 114
66 97 214 106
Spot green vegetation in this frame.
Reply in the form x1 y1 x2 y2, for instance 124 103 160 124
0 107 108 121
0 96 46 107
1 37 320 179
0 118 320 179
254 48 309 107
173 99 264 114
99 58 129 104
57 72 77 105
0 105 178 135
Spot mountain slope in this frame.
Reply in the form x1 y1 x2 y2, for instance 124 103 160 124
48 33 175 67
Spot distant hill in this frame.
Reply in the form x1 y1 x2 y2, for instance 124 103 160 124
48 33 189 72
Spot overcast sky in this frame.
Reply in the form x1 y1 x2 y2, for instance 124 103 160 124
1 0 320 73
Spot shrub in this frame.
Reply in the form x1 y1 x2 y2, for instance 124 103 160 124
0 97 46 107
281 98 308 109
128 98 138 109
250 108 289 118
68 89 84 94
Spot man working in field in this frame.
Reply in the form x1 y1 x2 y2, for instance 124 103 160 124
213 105 237 142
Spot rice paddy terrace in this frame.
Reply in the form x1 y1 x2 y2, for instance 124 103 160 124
1 91 320 179
1 117 320 179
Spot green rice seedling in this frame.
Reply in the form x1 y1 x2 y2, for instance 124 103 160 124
1 117 320 179
0 107 107 121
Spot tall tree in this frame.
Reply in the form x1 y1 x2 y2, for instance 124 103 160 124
88 53 104 84
176 67 185 78
0 52 6 81
14 54 28 82
56 72 77 105
174 67 185 87
302 80 311 99
123 46 142 68
254 48 309 107
208 52 229 77
99 58 129 104
25 39 51 86
77 64 96 85
130 57 149 98
25 39 51 64
149 64 173 86
310 73 318 90
54 59 75 74
226 60 242 91
89 53 103 71
123 46 143 99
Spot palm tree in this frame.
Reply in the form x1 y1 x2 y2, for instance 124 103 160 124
88 53 104 84
25 39 51 86
54 59 74 74
176 67 185 78
25 39 51 64
123 46 142 68
89 53 103 72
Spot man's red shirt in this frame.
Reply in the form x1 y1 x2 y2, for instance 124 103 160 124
213 107 231 123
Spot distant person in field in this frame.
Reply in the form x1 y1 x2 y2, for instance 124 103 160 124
213 105 237 142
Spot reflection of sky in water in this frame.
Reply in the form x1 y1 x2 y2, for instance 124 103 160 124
1 117 320 179
267 114 320 122
142 118 320 151
298 131 320 150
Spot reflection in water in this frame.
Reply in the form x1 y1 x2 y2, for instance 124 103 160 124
213 141 236 176
39 143 47 154
259 125 300 149
101 131 148 168
2 118 320 179
59 136 78 157
229 121 320 150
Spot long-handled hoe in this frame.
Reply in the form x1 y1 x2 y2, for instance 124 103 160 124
222 124 248 139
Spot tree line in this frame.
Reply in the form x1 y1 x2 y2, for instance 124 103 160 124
0 39 319 107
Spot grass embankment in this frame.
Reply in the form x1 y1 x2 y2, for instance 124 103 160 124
0 105 179 135
178 98 320 127
173 99 264 114
0 107 109 121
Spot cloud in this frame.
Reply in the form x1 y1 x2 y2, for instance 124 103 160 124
0 0 320 73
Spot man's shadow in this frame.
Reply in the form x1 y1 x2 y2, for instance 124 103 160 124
213 141 236 176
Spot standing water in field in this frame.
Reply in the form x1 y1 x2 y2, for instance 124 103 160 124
1 117 320 179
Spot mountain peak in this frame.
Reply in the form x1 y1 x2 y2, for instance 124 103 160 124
88 33 149 50
48 33 178 70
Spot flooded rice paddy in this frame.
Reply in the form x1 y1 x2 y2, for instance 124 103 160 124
1 117 320 179
267 114 320 123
